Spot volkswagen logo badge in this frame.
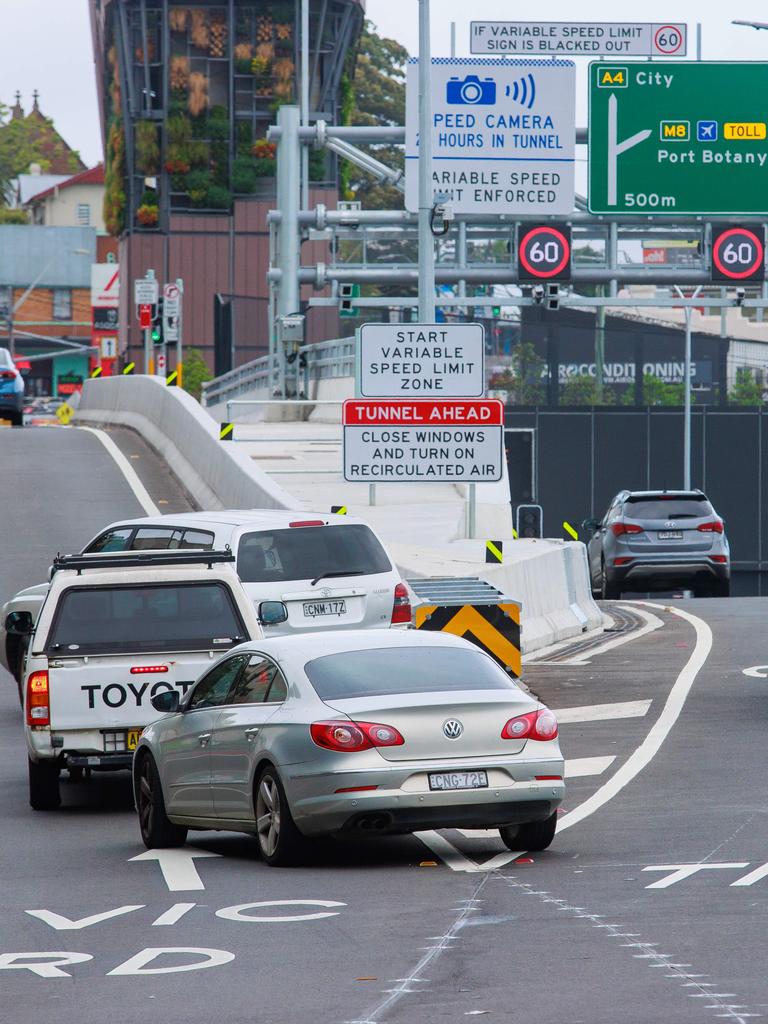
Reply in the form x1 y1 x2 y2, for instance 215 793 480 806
443 719 464 739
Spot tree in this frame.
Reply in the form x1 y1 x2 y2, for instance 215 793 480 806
345 22 407 209
0 100 82 205
621 374 685 406
182 348 213 401
729 367 764 406
500 342 546 405
560 374 615 406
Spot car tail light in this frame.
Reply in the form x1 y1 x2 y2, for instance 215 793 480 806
611 523 644 537
697 520 724 534
334 785 379 793
289 520 325 528
614 557 632 566
26 671 50 727
710 555 728 564
391 582 412 624
535 775 563 781
501 708 558 741
310 720 405 752
0 370 17 380
130 665 169 674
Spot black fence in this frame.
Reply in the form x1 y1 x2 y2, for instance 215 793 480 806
505 406 768 595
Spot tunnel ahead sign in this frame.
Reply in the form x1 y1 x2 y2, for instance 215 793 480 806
358 323 485 398
343 400 504 483
589 62 768 215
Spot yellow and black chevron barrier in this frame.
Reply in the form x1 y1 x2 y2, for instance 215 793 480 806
414 602 521 678
90 365 103 379
166 369 179 387
219 422 234 441
485 540 503 564
122 361 135 375
331 505 348 515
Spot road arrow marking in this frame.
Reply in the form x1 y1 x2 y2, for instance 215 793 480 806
129 849 222 891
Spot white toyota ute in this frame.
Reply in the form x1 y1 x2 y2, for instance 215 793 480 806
15 549 269 810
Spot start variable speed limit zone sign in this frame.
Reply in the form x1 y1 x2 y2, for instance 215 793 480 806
711 226 765 282
343 400 504 483
518 224 572 280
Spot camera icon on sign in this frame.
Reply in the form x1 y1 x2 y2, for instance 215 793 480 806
446 75 496 105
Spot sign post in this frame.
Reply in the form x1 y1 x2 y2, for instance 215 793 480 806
343 400 504 484
358 323 485 398
470 22 687 57
405 57 576 215
134 272 158 373
91 264 120 377
589 62 768 215
163 280 184 386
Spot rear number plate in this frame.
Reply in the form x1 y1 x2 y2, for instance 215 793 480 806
303 599 347 618
658 531 683 540
428 771 488 791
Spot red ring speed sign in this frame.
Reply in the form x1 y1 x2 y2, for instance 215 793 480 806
712 227 765 282
653 25 684 55
518 225 572 281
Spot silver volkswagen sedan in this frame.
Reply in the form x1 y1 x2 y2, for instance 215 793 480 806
133 630 565 866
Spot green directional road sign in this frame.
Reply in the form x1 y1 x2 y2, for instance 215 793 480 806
589 62 768 215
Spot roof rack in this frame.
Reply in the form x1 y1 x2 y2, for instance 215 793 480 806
51 548 235 576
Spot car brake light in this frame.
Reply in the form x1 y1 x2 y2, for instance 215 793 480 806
26 671 50 727
614 557 632 566
391 582 412 624
501 708 558 741
611 523 644 537
310 720 405 752
130 665 169 674
697 520 724 534
0 370 17 380
710 555 728 563
289 520 325 527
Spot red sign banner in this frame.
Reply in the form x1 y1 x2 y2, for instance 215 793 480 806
343 399 503 426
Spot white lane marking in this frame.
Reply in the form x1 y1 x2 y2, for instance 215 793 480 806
732 862 768 887
556 602 712 835
129 849 222 891
565 755 616 778
77 426 159 515
742 665 768 678
152 903 197 926
642 863 749 889
26 906 144 930
563 605 664 664
555 700 652 724
215 900 346 923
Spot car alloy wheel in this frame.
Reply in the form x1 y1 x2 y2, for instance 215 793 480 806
136 754 187 849
256 774 282 859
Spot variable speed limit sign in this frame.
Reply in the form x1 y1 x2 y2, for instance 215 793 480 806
517 224 572 281
711 226 765 282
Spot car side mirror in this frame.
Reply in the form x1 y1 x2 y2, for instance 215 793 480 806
581 518 600 535
5 610 34 636
258 601 288 626
151 690 180 714
48 564 55 582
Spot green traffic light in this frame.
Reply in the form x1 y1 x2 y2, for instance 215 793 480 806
151 327 161 342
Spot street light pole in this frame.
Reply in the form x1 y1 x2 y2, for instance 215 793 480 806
417 0 435 322
675 284 702 490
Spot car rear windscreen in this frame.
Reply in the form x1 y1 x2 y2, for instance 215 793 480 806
46 582 247 655
305 647 517 700
237 525 391 583
623 497 713 519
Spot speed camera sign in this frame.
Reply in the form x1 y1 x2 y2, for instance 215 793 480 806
711 226 765 282
517 224 572 281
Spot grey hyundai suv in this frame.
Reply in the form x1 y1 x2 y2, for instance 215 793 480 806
584 489 730 599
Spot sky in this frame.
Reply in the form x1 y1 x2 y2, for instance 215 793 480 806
3 1 768 169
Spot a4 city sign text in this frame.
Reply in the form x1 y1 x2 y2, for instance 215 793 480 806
589 62 768 215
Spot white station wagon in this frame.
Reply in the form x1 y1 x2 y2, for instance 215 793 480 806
1 511 411 691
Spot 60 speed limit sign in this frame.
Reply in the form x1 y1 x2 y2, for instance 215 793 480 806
518 224 572 282
711 226 765 283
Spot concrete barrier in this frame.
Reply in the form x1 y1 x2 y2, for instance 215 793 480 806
75 375 302 512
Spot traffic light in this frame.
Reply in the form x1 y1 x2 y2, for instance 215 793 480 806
151 297 164 345
516 503 543 539
339 283 360 317
491 304 501 318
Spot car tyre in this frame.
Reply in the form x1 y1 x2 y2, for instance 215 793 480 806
136 752 187 848
28 758 61 810
601 561 621 601
499 811 558 852
255 765 307 867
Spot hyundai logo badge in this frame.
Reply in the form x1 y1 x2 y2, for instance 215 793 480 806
443 719 464 739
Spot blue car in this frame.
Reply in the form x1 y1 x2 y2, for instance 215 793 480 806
0 347 24 426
